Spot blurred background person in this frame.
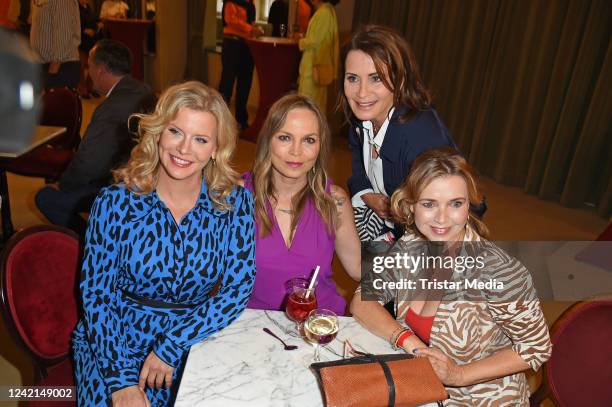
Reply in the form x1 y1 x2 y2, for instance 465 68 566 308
245 93 360 315
267 0 287 37
297 0 339 110
30 0 81 90
35 39 155 236
296 0 314 34
0 0 20 30
339 25 456 242
218 0 263 131
77 0 102 98
99 0 129 19
269 0 312 37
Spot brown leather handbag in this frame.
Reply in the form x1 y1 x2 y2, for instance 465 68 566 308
311 354 448 407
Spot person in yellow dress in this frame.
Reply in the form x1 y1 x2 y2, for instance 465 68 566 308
297 0 339 111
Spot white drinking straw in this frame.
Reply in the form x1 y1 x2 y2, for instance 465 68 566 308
306 265 320 299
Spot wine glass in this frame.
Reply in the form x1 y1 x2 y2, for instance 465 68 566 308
304 309 339 362
285 277 317 335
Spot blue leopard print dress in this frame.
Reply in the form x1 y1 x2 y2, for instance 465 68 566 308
72 180 255 406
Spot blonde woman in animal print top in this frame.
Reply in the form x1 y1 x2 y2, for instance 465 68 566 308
351 147 552 406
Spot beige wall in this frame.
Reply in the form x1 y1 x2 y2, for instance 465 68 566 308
150 0 189 92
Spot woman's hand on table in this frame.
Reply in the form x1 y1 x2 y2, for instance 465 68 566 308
362 193 390 219
111 385 150 407
139 352 174 390
415 347 466 386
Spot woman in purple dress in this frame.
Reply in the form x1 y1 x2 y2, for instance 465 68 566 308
244 93 360 315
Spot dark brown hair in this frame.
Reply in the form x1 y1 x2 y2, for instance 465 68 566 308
338 24 432 123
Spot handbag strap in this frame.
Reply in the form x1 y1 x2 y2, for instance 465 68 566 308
376 359 395 407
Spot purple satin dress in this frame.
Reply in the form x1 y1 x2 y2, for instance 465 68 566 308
244 172 346 315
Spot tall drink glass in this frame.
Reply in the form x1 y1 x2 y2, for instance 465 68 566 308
285 277 317 334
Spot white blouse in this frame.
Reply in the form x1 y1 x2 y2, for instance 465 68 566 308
351 108 394 205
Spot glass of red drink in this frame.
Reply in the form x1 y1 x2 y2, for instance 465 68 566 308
285 277 317 333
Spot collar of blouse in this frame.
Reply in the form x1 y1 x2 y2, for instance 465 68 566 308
124 179 235 222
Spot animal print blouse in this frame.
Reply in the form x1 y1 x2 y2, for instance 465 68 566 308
365 226 552 406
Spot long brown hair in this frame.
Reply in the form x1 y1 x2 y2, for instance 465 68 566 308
390 147 489 238
114 81 239 211
338 24 432 123
253 93 336 237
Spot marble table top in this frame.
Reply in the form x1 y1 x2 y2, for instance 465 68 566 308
175 308 403 406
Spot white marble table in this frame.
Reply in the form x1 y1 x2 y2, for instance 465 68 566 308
175 309 403 406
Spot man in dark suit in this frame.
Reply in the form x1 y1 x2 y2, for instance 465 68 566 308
35 39 156 236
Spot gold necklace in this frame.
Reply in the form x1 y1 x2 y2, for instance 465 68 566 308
276 207 293 215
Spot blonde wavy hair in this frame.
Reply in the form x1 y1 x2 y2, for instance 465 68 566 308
113 81 239 211
390 147 489 238
253 94 337 237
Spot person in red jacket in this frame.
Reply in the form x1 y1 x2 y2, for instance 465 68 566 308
218 0 263 131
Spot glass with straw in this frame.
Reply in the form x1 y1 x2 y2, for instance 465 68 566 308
285 266 320 335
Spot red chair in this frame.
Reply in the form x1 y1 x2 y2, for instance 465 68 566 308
0 225 80 406
0 86 82 181
530 299 612 406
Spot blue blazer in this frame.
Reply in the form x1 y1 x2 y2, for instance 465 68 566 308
347 107 456 199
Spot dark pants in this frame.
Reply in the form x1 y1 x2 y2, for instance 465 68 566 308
35 185 98 237
218 36 254 128
42 60 80 90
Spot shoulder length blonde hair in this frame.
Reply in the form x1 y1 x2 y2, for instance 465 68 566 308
114 81 239 210
390 147 489 238
253 93 336 237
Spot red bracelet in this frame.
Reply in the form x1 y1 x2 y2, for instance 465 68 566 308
395 329 413 349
